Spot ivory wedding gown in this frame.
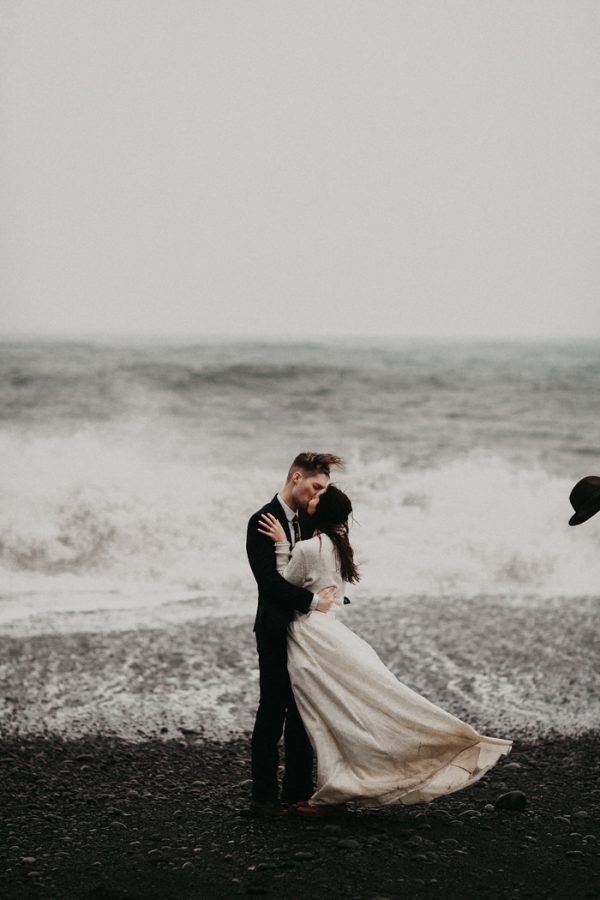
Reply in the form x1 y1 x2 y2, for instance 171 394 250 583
275 533 512 808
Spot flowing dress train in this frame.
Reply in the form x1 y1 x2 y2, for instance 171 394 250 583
275 533 512 808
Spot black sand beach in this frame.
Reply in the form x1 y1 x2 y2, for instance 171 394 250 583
2 594 599 897
1 729 598 899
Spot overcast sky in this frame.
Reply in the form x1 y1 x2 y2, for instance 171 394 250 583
1 1 599 340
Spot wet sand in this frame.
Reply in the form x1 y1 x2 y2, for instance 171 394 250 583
1 594 598 741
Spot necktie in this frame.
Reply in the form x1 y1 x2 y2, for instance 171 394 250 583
291 515 301 545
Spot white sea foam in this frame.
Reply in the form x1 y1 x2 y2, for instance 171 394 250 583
1 595 597 741
0 427 597 638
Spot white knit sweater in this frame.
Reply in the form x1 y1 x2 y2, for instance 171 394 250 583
274 533 345 608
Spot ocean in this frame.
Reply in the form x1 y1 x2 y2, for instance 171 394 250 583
1 338 599 739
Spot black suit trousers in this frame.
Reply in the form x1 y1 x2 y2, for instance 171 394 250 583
251 625 314 803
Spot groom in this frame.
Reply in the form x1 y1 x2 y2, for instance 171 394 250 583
246 451 344 817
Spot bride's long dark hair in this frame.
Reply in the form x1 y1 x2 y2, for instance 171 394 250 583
311 485 360 585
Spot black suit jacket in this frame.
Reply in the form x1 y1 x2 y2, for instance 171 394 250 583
247 495 316 638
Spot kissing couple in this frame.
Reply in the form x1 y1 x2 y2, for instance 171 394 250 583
246 452 512 818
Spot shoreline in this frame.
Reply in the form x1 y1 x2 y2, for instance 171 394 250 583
1 729 598 899
1 593 598 743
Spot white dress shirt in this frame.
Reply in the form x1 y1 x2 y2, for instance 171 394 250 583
276 493 318 610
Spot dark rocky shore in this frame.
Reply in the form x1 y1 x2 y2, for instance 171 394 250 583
1 729 598 900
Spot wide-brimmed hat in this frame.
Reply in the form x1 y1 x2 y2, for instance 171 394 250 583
568 475 600 526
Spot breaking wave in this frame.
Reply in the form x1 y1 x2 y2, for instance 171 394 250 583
0 429 596 608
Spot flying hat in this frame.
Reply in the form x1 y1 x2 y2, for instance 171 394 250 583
568 475 600 526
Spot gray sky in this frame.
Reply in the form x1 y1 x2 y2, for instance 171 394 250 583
1 0 599 340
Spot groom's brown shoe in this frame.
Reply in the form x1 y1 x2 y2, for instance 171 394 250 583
294 802 346 817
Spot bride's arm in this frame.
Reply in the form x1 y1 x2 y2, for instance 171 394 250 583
274 541 307 587
258 512 307 586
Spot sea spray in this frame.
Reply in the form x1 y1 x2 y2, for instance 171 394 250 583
0 430 596 620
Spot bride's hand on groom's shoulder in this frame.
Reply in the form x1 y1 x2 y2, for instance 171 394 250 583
258 513 288 543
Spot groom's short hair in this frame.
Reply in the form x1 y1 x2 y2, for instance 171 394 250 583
286 452 344 482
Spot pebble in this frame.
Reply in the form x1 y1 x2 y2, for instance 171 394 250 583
337 838 360 850
406 836 423 848
502 762 523 770
294 852 314 861
483 804 495 813
565 850 583 858
431 809 452 821
494 791 527 811
572 810 590 820
21 857 37 864
458 809 481 819
182 862 193 869
554 816 572 825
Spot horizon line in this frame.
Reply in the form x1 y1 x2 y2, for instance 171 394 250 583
1 331 599 345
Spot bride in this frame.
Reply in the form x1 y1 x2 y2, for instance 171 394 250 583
258 484 512 812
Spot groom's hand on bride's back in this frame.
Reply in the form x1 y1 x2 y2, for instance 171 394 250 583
315 586 336 613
